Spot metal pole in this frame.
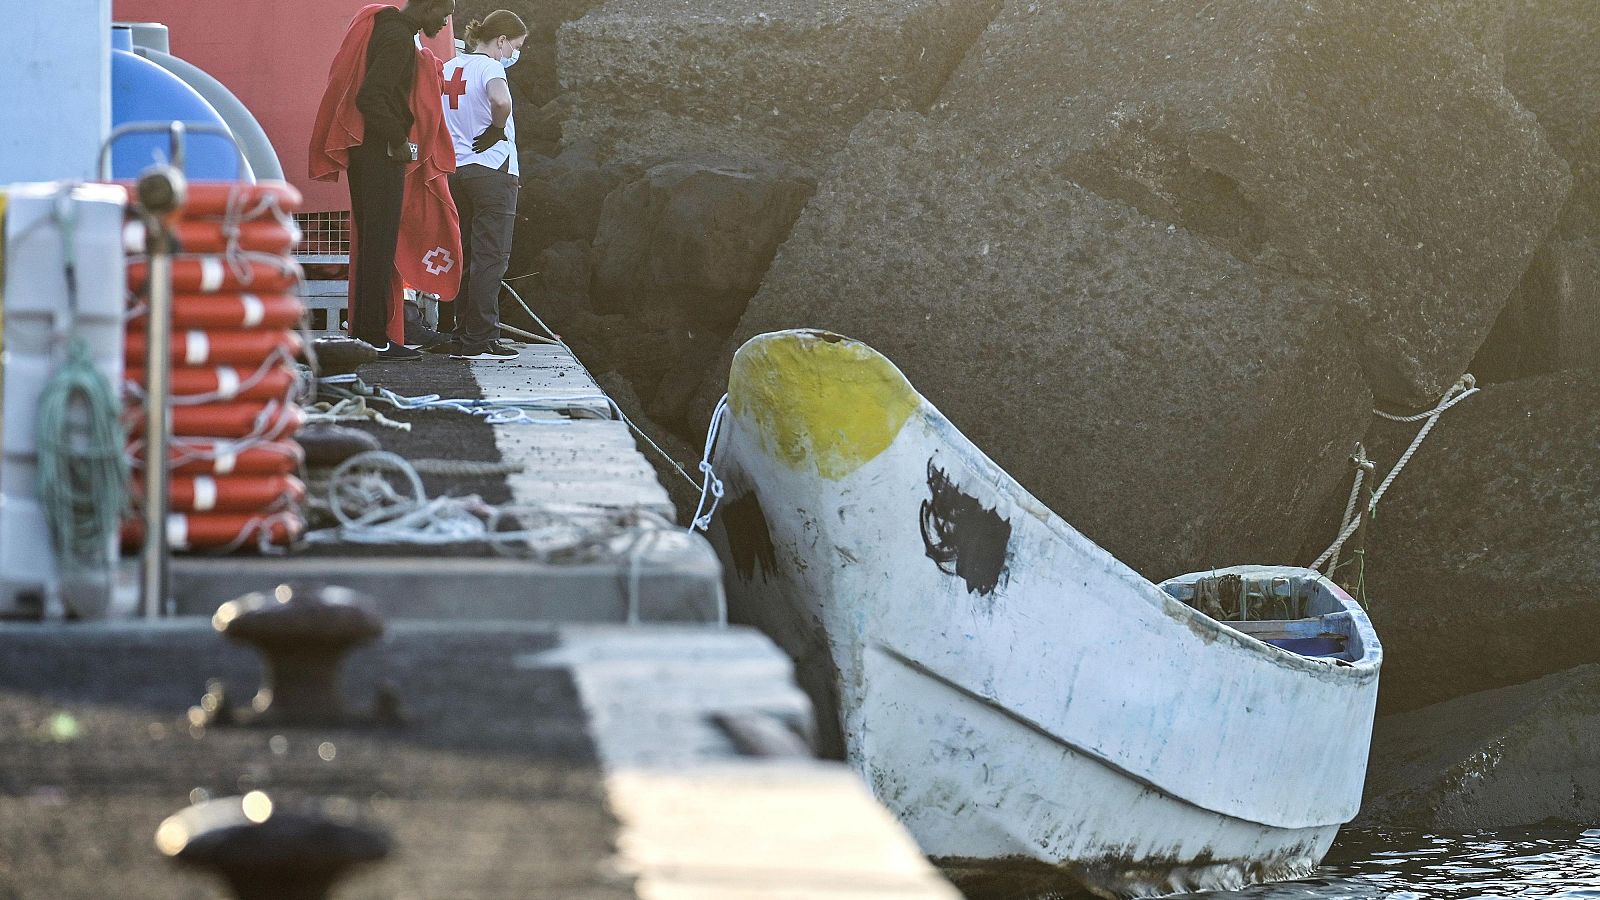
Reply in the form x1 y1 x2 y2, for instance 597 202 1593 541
140 232 173 618
137 124 187 619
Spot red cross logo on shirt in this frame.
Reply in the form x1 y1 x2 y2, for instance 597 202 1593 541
442 68 467 109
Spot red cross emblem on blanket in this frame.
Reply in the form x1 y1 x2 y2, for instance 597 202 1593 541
442 68 467 109
423 247 455 275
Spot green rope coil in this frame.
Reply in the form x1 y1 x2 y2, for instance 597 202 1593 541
36 336 129 576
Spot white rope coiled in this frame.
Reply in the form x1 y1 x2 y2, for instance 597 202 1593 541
689 394 730 534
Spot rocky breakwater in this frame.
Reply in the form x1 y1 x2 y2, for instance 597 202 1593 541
934 0 1569 407
1348 368 1600 715
1471 0 1600 381
518 0 1599 823
556 0 1000 170
501 0 998 429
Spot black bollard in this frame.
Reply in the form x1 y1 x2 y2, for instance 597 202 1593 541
156 793 391 900
212 584 384 726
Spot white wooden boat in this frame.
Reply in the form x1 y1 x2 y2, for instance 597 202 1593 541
706 330 1383 898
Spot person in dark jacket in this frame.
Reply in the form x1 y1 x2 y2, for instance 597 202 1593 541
346 0 454 360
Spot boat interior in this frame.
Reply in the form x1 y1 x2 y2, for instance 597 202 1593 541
1159 571 1369 663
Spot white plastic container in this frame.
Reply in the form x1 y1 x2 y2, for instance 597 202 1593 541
0 182 128 617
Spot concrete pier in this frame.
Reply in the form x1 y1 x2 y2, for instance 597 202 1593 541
0 340 957 898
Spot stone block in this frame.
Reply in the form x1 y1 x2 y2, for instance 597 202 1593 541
1471 200 1600 382
1359 666 1600 829
714 112 1372 580
936 0 1570 406
1357 368 1600 712
557 0 1000 171
1502 0 1600 160
513 141 629 263
590 160 814 327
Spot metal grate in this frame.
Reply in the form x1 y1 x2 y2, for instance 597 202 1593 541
292 211 350 257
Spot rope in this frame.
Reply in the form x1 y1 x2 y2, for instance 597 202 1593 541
36 337 129 577
1312 375 1479 576
309 450 678 556
409 458 525 477
689 394 730 533
304 396 412 431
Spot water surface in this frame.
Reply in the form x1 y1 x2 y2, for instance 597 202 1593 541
1169 828 1600 900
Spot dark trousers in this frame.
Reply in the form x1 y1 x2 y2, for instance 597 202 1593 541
447 164 519 349
347 142 406 345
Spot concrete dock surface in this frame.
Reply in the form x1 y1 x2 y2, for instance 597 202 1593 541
0 340 958 899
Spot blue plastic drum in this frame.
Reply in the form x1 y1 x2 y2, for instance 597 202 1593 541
110 27 242 181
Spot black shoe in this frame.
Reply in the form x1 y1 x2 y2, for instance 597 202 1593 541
451 340 519 360
403 323 446 349
424 338 462 355
372 341 423 361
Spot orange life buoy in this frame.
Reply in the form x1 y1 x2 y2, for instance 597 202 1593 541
128 256 303 294
125 218 300 255
135 439 305 476
163 474 307 513
121 511 304 550
125 400 303 440
109 181 303 217
125 329 302 367
126 363 301 403
126 293 305 331
178 181 303 217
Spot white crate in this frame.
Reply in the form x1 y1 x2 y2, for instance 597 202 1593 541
0 182 128 617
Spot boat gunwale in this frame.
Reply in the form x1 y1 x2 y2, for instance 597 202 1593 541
1157 566 1384 676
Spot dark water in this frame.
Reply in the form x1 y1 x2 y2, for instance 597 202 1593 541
1169 828 1600 900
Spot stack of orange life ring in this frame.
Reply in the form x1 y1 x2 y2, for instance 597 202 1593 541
122 181 310 552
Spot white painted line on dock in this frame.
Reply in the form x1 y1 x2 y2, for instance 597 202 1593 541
524 628 962 899
470 344 675 518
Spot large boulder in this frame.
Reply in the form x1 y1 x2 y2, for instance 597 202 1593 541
1502 0 1600 160
511 141 629 267
1355 368 1600 713
556 0 1000 171
1358 666 1600 829
590 160 815 328
709 112 1371 580
1472 198 1600 382
1471 2 1600 381
934 0 1571 407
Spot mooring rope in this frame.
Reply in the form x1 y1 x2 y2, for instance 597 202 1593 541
1312 374 1480 580
689 394 730 534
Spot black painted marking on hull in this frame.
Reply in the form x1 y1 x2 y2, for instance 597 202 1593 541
724 490 779 582
920 460 1012 596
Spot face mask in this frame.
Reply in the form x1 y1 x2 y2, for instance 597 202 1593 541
501 48 520 68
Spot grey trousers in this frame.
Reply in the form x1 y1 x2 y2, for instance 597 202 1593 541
447 164 519 348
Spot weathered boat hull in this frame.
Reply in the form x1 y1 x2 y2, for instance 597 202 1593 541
708 330 1382 898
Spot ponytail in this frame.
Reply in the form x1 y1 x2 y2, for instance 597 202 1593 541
463 10 527 47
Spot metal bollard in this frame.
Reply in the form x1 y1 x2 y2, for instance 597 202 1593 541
208 584 390 727
156 792 391 900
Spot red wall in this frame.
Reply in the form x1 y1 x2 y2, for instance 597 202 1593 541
114 1 454 211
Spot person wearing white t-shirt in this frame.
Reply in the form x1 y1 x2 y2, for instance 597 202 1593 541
437 11 527 360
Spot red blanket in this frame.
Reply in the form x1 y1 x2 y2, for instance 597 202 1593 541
309 3 461 345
